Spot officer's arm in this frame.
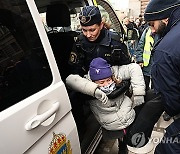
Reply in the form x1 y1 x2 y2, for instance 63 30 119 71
111 43 131 65
110 32 131 65
120 42 131 65
153 51 180 117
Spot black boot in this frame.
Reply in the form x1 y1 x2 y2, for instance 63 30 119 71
118 138 128 154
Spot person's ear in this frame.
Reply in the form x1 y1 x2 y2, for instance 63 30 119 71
100 21 104 30
162 18 169 25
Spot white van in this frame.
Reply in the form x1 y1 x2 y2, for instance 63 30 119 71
0 0 125 153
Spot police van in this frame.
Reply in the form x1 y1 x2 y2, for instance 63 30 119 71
0 0 125 153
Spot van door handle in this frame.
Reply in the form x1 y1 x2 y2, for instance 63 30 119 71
25 102 60 131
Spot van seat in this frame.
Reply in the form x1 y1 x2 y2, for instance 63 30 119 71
46 4 76 81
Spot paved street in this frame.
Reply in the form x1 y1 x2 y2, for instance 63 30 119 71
94 113 173 154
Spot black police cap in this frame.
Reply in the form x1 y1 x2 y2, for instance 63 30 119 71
79 6 102 26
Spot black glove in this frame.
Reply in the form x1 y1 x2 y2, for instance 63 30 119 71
107 80 130 99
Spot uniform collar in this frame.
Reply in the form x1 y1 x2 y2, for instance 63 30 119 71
99 28 111 46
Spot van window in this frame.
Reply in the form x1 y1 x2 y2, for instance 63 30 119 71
0 0 52 111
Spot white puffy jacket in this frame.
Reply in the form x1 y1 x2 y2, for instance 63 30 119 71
66 63 145 130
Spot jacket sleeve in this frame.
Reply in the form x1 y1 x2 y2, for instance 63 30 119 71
110 32 131 65
66 74 98 97
112 63 145 96
135 27 148 63
152 51 180 117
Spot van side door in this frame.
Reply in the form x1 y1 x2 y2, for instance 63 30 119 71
0 0 80 153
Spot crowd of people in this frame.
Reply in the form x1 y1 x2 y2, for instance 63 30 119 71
122 15 147 58
65 0 180 153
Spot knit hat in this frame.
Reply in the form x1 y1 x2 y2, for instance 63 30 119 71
79 6 102 26
89 58 112 81
144 0 180 21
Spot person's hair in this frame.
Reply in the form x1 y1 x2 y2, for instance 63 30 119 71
102 22 110 29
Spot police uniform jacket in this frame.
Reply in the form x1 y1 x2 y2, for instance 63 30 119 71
69 28 131 76
152 7 180 117
66 63 145 131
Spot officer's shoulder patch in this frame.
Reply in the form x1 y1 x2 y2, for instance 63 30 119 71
69 52 77 63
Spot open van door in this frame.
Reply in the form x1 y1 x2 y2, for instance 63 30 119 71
0 0 80 153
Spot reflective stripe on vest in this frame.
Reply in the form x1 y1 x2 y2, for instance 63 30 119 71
143 28 154 66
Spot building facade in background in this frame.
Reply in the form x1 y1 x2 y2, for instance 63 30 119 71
109 0 150 21
140 0 150 15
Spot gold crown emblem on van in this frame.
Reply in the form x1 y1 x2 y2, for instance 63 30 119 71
48 132 72 154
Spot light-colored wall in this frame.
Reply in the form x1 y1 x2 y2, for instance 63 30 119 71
129 0 141 17
109 0 141 19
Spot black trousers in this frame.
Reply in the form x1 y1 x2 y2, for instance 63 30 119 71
144 75 154 91
124 89 164 147
144 75 151 91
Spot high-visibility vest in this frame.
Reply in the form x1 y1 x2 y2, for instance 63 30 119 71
143 28 154 66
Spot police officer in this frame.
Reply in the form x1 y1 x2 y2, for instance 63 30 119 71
67 5 131 148
69 5 131 76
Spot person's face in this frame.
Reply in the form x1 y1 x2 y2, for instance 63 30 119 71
150 26 156 34
81 22 104 41
95 77 113 87
135 19 140 26
129 16 134 22
148 19 168 34
123 17 129 25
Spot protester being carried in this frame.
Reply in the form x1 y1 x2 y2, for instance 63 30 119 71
66 57 164 153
